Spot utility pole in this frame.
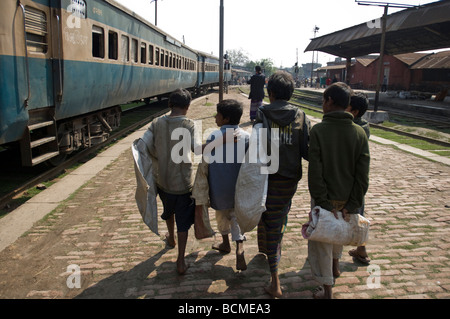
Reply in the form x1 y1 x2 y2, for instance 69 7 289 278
219 0 224 102
374 5 388 112
150 0 158 26
356 1 418 112
310 25 319 88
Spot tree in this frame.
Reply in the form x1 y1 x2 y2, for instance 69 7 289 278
228 48 278 76
246 58 276 77
227 48 250 67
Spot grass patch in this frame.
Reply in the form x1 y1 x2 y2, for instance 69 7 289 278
369 127 450 156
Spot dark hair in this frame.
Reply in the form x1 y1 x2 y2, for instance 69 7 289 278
216 99 243 125
255 65 262 73
169 88 192 109
350 92 369 117
267 71 295 101
323 82 352 109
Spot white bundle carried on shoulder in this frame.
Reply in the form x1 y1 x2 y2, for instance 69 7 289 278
234 123 268 233
302 206 370 246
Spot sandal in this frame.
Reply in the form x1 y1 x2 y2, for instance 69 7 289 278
349 249 371 264
313 286 332 299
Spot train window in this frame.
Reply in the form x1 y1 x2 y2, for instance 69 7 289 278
120 35 129 62
149 45 154 65
160 49 164 67
169 53 172 68
108 31 118 60
131 39 138 63
24 6 48 53
165 52 169 68
92 25 104 58
155 47 160 66
140 43 146 64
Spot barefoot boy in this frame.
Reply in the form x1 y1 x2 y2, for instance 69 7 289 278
255 71 310 298
147 88 198 275
201 99 250 271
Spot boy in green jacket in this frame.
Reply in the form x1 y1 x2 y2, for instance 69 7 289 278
307 82 370 299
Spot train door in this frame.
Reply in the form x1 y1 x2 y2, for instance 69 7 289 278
17 0 61 165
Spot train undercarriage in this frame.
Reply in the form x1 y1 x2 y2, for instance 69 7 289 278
20 106 121 167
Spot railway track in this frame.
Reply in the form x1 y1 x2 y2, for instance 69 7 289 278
292 90 450 128
0 100 170 212
239 87 450 148
290 91 450 148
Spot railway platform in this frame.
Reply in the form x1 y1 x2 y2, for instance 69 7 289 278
0 89 449 300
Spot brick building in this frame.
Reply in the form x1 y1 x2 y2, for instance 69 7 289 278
316 50 450 93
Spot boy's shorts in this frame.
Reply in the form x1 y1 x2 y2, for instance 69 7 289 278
158 188 195 233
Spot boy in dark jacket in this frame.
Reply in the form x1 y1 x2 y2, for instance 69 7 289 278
255 71 310 298
307 82 370 299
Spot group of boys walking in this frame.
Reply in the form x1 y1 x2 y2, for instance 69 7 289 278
142 69 370 299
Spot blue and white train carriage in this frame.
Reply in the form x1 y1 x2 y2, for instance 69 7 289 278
0 0 230 166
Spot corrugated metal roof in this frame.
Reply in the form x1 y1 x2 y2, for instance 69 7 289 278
356 57 377 67
317 64 349 71
394 52 430 66
304 1 450 58
410 50 450 69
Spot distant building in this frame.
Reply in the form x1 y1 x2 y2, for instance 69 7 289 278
315 51 450 93
410 50 450 93
349 53 428 91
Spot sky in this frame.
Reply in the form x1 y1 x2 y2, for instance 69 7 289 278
114 0 443 68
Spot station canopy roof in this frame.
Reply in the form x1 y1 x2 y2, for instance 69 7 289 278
304 1 450 59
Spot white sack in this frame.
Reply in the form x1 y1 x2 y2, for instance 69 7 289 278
302 206 370 246
132 130 159 235
234 123 268 233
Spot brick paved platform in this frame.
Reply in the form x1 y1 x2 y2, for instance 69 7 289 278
0 90 449 300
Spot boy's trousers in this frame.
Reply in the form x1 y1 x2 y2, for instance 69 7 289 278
215 209 245 242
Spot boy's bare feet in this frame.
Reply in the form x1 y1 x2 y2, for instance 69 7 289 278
236 241 247 271
333 258 341 278
264 273 282 298
165 233 176 248
177 259 189 275
212 235 231 253
212 242 231 254
264 283 282 298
